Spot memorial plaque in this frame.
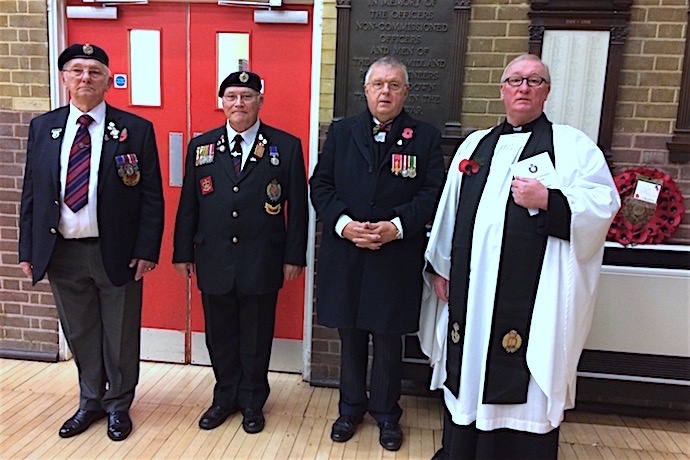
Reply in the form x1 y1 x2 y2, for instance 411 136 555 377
342 0 456 132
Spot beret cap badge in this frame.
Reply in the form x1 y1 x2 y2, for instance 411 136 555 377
239 72 249 83
82 44 94 55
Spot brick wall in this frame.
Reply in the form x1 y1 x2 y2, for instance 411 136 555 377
309 0 690 386
1 0 689 366
0 0 57 359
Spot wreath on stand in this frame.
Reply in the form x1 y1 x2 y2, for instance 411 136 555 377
607 167 684 245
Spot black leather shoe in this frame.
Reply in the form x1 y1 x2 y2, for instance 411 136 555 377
241 408 265 434
378 421 403 451
330 415 362 443
58 409 106 438
198 405 239 430
107 411 132 441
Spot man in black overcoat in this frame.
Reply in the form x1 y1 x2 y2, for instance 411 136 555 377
18 44 164 441
173 71 308 434
310 56 445 451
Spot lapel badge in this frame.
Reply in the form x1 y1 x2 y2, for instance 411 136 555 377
502 329 522 353
253 133 268 160
195 143 215 166
450 322 461 344
115 153 140 186
106 121 120 141
269 145 280 166
216 134 226 153
51 128 62 139
200 176 214 195
119 127 128 142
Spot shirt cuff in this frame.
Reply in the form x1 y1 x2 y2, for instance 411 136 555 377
335 215 353 238
391 217 403 239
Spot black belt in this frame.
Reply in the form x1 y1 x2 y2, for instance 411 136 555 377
58 234 99 244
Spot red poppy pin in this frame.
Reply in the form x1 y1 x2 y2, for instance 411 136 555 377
402 127 414 139
459 159 480 176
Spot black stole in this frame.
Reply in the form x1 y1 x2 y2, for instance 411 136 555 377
445 114 555 403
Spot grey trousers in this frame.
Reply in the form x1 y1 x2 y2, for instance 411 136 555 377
47 236 142 412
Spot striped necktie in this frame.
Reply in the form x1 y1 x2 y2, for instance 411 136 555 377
64 114 94 212
231 134 243 176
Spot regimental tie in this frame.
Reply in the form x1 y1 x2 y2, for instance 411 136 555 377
231 134 243 176
64 114 94 212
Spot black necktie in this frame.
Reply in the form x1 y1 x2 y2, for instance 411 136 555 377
64 114 94 212
231 134 243 175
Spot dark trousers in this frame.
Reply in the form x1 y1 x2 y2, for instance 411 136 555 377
201 289 278 411
337 328 403 423
47 237 142 412
440 406 559 460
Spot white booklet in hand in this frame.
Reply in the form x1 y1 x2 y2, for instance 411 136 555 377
510 151 559 216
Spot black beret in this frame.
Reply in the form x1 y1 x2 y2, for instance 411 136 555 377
218 71 262 97
58 43 109 70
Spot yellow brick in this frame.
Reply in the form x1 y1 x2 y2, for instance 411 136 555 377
13 96 49 111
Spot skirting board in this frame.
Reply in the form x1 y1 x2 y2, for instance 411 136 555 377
191 332 303 373
140 329 303 373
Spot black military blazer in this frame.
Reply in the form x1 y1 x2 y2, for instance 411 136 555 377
173 122 308 296
19 104 165 286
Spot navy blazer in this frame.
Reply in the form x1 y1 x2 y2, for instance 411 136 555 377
19 105 165 286
310 109 445 334
173 122 308 296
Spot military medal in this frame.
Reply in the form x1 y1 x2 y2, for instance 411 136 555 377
51 128 62 139
200 176 214 195
408 155 417 178
195 143 215 166
391 154 402 175
502 329 522 353
115 153 140 186
269 145 280 166
401 155 409 177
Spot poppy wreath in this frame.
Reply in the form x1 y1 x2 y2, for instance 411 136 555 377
607 167 684 245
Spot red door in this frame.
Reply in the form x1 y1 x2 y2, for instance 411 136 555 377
66 1 313 369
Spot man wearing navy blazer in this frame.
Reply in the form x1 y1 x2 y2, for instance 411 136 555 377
18 44 164 441
310 56 445 451
173 71 308 434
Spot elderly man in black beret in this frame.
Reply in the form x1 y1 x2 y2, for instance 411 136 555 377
19 43 164 441
173 70 308 434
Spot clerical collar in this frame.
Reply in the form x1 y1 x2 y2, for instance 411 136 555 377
500 116 540 134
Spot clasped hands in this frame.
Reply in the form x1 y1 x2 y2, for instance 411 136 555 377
342 220 398 250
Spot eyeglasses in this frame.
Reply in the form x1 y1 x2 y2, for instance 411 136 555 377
367 81 406 92
503 76 548 87
222 93 259 103
62 67 107 80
